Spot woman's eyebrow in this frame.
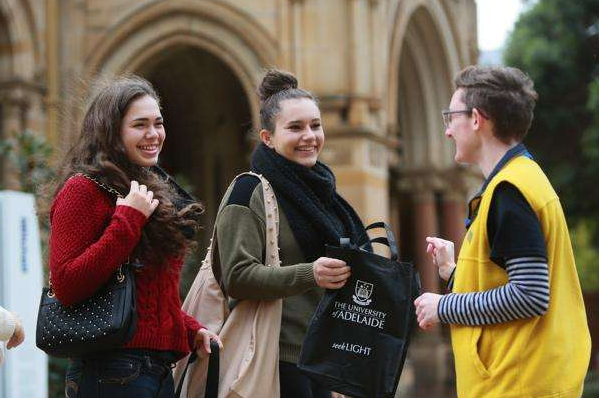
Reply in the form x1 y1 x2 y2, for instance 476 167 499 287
130 116 163 122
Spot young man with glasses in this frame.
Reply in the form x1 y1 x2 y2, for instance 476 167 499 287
414 65 590 397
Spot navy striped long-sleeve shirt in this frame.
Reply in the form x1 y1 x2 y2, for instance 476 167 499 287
439 182 550 325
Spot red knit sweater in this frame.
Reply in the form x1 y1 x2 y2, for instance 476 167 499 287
49 176 202 356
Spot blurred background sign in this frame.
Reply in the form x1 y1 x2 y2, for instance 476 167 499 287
0 191 47 398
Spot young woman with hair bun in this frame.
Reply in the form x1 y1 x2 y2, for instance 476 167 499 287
214 69 369 398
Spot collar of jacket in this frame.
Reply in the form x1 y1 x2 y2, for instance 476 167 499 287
464 143 533 229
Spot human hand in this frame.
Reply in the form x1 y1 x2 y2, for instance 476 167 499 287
414 293 442 331
313 257 350 289
6 313 24 349
116 180 159 218
194 328 223 358
425 237 456 281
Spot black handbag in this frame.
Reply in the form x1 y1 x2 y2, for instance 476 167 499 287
297 222 420 398
35 173 138 358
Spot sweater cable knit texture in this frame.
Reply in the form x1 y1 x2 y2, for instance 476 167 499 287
49 176 201 356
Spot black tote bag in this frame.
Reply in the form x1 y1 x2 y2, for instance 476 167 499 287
297 222 420 398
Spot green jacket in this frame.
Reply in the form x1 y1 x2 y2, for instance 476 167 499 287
216 176 322 363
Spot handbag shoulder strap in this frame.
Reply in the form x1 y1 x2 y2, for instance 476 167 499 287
206 171 281 273
236 171 280 267
70 172 123 198
50 174 129 290
253 172 281 268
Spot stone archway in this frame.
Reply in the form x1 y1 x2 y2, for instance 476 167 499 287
136 45 253 257
394 6 457 295
388 4 463 296
387 3 470 394
75 0 275 204
397 9 454 169
80 1 268 286
83 0 277 134
387 0 462 128
0 0 39 78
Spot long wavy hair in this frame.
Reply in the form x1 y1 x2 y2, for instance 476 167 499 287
43 76 203 266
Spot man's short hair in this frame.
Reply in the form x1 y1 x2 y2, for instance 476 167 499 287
455 66 538 143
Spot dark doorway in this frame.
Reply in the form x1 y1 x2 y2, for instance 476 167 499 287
138 46 253 294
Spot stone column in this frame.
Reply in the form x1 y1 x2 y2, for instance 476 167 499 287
388 178 402 248
410 185 458 397
412 188 440 294
409 186 454 397
441 190 467 256
308 0 391 234
322 134 392 229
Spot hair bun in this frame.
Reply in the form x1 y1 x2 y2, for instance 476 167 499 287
258 69 298 103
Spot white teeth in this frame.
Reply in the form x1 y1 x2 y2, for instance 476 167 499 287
138 145 158 151
297 146 315 152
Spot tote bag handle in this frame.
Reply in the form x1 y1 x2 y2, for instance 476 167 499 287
359 222 400 261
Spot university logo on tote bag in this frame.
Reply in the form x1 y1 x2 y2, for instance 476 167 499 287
298 222 419 398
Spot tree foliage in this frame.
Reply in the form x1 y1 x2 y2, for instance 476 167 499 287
570 221 599 292
505 0 599 291
0 130 55 193
505 0 599 219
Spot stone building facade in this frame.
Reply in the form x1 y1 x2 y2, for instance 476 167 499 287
0 0 480 393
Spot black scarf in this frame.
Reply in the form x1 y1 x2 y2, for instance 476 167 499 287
152 165 196 239
251 143 369 262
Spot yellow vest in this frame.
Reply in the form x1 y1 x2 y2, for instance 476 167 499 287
451 156 591 398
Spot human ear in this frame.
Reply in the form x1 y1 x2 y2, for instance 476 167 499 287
259 129 274 148
471 108 483 130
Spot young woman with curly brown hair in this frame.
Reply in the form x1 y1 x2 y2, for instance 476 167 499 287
45 76 221 398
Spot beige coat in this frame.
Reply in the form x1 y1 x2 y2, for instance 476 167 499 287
173 173 282 398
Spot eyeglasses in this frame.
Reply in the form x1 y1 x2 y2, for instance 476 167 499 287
441 109 472 128
441 108 489 128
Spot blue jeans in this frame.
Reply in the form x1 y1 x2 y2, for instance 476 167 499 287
64 349 178 398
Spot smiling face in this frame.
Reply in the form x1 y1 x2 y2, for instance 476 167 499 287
261 98 324 167
120 95 165 167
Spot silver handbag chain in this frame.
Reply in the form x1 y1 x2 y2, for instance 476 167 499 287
70 172 124 198
49 173 127 293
